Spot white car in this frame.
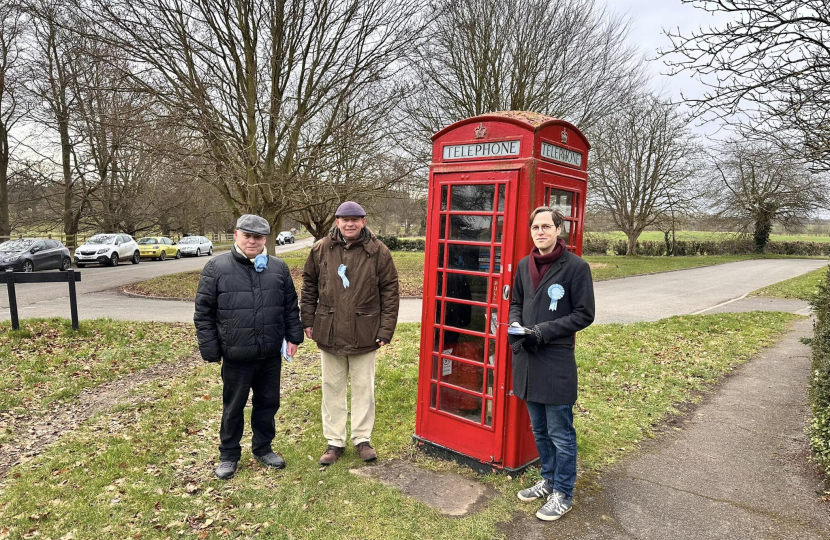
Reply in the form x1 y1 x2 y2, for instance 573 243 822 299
177 235 214 257
74 233 140 267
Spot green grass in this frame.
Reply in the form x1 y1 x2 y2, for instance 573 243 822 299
591 231 830 243
0 319 195 444
582 254 811 280
0 312 798 539
751 264 830 300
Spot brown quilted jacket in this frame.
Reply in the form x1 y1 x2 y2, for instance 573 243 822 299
301 228 400 355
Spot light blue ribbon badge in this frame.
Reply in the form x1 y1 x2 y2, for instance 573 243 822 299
548 283 565 311
337 264 349 288
254 253 268 273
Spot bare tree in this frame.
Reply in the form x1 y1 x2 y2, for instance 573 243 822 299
590 94 701 255
708 139 830 252
408 0 645 142
0 1 28 239
78 0 424 248
663 0 830 171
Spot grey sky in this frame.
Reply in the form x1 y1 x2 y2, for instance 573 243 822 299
607 0 736 135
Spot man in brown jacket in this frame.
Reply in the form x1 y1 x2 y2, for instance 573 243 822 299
301 201 400 465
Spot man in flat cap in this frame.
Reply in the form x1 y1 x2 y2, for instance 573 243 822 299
301 201 400 465
195 214 304 479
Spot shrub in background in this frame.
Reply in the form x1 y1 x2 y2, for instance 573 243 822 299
809 266 830 478
376 235 426 252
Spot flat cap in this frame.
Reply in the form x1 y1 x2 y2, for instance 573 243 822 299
335 201 366 217
235 214 270 236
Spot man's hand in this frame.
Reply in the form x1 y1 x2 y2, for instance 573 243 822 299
304 327 313 339
376 339 388 347
287 342 298 357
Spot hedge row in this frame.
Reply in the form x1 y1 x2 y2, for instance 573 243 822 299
376 235 426 252
583 237 830 257
809 267 830 479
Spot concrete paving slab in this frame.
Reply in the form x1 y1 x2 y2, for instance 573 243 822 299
349 460 498 516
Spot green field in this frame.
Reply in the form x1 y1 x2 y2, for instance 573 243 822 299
589 231 830 243
0 312 799 539
751 265 830 300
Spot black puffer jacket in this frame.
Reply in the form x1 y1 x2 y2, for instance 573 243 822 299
194 246 304 363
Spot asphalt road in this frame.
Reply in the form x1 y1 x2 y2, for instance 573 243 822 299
0 237 313 313
0 254 825 325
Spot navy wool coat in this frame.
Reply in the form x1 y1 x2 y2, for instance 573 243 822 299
194 247 304 363
508 249 595 404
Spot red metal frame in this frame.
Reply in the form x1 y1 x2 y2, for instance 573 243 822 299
416 113 590 471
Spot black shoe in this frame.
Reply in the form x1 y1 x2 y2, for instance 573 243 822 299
255 452 286 469
215 461 238 480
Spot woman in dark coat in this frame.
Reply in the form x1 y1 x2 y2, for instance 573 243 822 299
508 207 595 522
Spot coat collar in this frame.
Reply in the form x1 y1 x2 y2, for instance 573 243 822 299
325 227 378 256
532 249 570 294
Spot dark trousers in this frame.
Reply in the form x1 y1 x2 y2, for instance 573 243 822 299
525 401 577 499
219 358 282 461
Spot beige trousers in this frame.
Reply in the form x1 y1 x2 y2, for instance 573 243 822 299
321 349 377 447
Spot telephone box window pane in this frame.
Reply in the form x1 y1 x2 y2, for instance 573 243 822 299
494 247 501 273
441 185 448 211
435 272 444 297
441 331 485 363
433 328 440 353
438 244 445 269
444 302 487 333
430 383 438 408
435 301 442 325
450 185 495 212
445 273 488 303
498 185 505 212
432 355 439 380
489 308 498 335
447 244 490 273
486 370 494 396
449 215 492 242
485 399 493 427
550 189 574 217
495 216 504 243
439 386 482 423
488 340 495 365
440 358 484 392
439 215 446 239
559 221 572 244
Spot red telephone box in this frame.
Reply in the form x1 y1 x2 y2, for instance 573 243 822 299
414 111 590 473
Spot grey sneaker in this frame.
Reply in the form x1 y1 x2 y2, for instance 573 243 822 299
254 452 286 469
517 479 552 502
536 490 573 521
214 461 238 480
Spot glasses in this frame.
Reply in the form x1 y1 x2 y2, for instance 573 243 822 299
530 224 557 233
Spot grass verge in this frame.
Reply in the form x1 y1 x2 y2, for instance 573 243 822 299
0 312 799 539
750 264 830 300
0 318 195 444
126 252 824 300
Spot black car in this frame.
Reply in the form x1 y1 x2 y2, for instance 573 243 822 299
0 238 72 272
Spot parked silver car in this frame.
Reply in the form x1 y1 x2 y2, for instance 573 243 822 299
177 235 214 257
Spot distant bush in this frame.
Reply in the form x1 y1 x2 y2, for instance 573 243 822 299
600 238 830 257
809 267 830 478
376 235 425 252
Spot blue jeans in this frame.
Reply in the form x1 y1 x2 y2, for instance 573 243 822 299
525 401 577 499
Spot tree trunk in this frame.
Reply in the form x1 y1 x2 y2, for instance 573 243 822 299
625 233 638 256
753 211 773 253
0 127 10 239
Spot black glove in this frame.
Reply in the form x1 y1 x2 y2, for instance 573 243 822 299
522 325 544 353
508 333 525 354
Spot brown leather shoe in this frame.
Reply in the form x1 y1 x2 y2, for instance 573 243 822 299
319 445 345 465
356 442 377 462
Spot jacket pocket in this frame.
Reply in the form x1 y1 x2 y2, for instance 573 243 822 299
312 306 335 348
354 310 380 349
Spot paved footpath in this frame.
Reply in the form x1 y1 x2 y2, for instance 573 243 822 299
504 318 830 540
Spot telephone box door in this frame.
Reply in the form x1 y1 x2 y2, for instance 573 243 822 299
419 171 518 464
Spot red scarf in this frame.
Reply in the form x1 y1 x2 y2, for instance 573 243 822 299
530 238 566 290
